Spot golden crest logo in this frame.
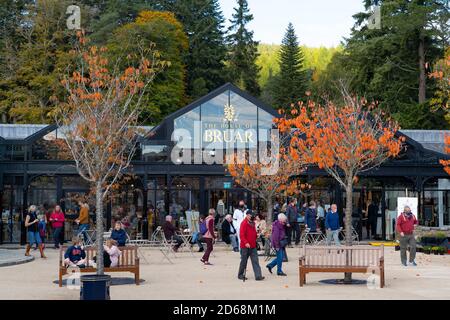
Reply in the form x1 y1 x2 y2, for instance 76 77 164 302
223 103 237 122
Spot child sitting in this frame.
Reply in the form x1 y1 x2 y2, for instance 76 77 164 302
64 237 86 268
104 239 121 267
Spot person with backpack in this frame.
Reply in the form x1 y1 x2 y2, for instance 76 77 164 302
200 209 216 265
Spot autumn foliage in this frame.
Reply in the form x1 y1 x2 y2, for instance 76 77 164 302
276 91 404 246
227 138 306 223
56 31 163 274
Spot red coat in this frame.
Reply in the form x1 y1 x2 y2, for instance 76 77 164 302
239 219 257 249
50 211 65 228
396 213 417 235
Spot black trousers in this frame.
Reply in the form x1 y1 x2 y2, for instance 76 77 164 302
369 218 377 238
53 227 63 247
287 222 300 245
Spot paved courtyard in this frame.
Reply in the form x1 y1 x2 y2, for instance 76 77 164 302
0 245 449 300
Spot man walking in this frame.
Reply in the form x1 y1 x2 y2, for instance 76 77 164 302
238 210 264 281
325 204 341 246
286 198 300 246
396 206 418 266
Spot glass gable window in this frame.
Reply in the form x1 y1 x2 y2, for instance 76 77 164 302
172 89 274 155
142 145 169 162
174 106 200 149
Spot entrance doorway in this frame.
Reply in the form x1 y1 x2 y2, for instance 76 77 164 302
208 189 249 216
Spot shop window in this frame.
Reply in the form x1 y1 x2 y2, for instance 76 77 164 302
31 129 72 160
4 145 26 161
142 145 169 162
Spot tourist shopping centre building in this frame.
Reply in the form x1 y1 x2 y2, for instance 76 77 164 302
1 83 450 244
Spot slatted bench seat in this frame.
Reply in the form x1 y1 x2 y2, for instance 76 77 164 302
299 245 385 288
59 246 140 287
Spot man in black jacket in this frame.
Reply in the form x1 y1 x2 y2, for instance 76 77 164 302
222 215 238 252
286 198 300 246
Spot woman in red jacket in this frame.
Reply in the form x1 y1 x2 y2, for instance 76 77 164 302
49 205 65 249
200 208 216 265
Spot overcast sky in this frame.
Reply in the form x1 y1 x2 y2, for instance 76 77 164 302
219 0 367 47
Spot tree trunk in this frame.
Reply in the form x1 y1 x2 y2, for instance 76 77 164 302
418 32 426 104
344 181 353 283
266 197 273 225
95 181 104 275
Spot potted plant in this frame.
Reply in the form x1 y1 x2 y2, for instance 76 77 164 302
422 246 432 254
439 246 447 255
431 246 440 255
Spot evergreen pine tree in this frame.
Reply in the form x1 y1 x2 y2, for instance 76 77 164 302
271 23 309 109
227 0 261 96
169 0 227 99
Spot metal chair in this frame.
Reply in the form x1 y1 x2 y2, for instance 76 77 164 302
300 229 326 246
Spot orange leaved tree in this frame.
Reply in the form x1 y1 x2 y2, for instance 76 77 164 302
277 91 404 249
227 134 306 224
56 31 165 274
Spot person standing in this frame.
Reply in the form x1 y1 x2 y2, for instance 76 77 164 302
325 204 341 246
266 213 288 276
24 205 46 258
222 214 239 252
49 205 65 249
305 201 318 232
316 201 326 234
367 200 379 240
255 214 267 248
233 200 246 245
75 202 90 242
286 198 300 246
237 210 265 281
396 206 418 266
201 209 216 265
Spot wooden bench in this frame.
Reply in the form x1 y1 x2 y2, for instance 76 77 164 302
59 246 140 287
299 245 385 288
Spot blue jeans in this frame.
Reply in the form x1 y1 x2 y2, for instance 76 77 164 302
326 229 341 246
27 231 42 246
267 248 284 274
230 234 238 250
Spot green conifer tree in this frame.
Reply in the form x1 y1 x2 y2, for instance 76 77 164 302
227 0 261 96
